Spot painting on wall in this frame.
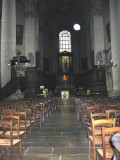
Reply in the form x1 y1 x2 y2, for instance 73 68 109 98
106 23 111 43
16 25 24 45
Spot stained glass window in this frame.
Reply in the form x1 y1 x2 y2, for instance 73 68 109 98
59 30 71 52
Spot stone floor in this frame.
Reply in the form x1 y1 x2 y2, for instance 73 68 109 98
19 98 89 160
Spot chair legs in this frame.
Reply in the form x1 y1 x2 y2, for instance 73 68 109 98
88 139 96 160
24 133 27 149
10 145 13 160
88 139 91 159
20 140 22 160
93 143 96 160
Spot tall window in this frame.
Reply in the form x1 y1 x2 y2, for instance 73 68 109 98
59 30 71 52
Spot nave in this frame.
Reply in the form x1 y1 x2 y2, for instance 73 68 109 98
1 96 120 160
21 98 88 160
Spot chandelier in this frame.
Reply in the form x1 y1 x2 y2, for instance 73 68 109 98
12 56 29 71
97 60 118 70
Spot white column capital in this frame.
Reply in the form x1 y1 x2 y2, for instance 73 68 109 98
24 0 38 67
24 10 37 18
23 0 38 17
90 0 103 15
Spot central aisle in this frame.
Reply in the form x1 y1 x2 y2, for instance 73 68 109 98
23 98 89 160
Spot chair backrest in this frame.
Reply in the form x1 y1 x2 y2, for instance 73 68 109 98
1 115 20 138
92 118 115 136
0 110 13 118
102 126 120 159
11 111 26 131
106 109 120 118
86 106 99 111
0 120 13 141
91 113 109 120
87 110 105 126
95 103 106 112
18 108 32 123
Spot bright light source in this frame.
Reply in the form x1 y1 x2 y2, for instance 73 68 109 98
73 24 81 31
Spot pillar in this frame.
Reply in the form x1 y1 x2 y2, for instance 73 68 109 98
24 0 38 67
24 0 40 98
91 0 104 65
1 0 16 87
108 0 120 97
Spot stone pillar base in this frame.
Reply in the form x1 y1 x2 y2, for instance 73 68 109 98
108 90 120 98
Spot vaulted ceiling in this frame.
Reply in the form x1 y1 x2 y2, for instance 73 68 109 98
37 0 90 27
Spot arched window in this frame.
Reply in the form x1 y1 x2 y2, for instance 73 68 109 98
59 30 71 53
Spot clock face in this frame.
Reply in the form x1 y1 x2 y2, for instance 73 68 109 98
73 24 81 31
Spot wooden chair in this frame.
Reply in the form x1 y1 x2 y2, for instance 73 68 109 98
96 126 120 160
88 118 115 160
0 120 22 160
17 108 35 137
81 102 106 128
1 115 26 147
26 104 44 128
11 111 28 146
86 110 105 127
80 104 95 127
87 113 109 137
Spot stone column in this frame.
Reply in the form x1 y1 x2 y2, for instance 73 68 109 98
108 0 120 97
24 0 38 67
24 0 40 98
91 0 104 65
1 0 16 87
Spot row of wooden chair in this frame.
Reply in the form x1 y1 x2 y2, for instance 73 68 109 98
0 98 56 160
0 118 22 160
96 126 120 160
75 97 120 160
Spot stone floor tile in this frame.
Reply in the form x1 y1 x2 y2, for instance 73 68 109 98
21 98 90 160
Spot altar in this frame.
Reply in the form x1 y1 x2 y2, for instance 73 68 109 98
55 51 76 97
55 86 76 97
61 90 69 99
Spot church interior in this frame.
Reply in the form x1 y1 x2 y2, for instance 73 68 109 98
0 0 120 160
